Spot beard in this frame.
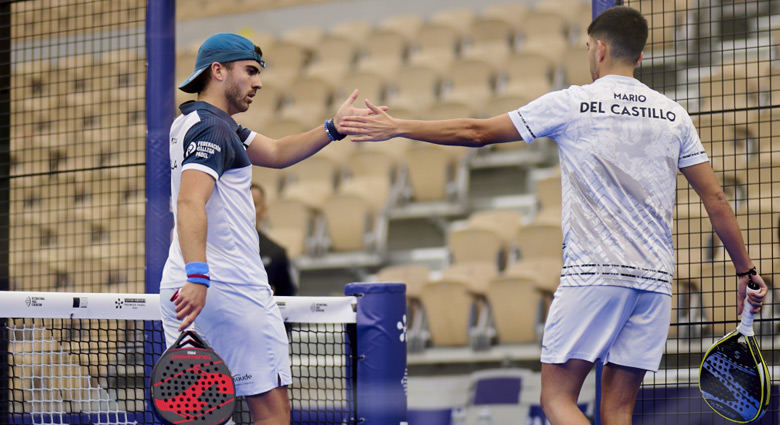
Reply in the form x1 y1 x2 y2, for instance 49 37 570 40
225 76 251 114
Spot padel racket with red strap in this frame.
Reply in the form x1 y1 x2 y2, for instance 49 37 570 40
699 275 770 423
151 330 236 425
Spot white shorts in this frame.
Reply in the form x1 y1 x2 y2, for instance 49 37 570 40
160 281 292 397
541 285 671 372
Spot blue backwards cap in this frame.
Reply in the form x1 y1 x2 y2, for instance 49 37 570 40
178 33 266 93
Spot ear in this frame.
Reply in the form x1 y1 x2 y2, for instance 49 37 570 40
635 51 644 67
596 39 608 62
210 62 227 83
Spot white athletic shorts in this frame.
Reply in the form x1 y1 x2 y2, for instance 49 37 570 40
541 285 672 372
160 281 293 397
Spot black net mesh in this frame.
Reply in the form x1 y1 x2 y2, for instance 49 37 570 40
628 0 779 422
6 0 146 295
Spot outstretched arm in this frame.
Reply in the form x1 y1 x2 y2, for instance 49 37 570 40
340 99 524 147
246 89 385 168
681 162 767 315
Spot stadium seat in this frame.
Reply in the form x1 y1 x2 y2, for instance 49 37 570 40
355 30 408 81
386 64 441 114
534 170 562 213
440 58 495 109
252 165 285 205
233 84 282 128
468 209 525 245
461 17 515 70
513 218 563 261
562 42 592 86
447 224 505 269
694 261 738 337
266 197 319 257
278 76 333 124
304 35 360 88
261 116 311 140
499 51 555 100
419 279 476 347
402 143 463 202
375 263 431 300
260 40 310 90
321 192 379 252
408 23 460 74
481 3 529 33
378 14 424 43
429 7 476 38
280 26 325 51
329 20 375 45
336 70 387 106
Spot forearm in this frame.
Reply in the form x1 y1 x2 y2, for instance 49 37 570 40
703 193 753 272
396 118 493 147
177 199 208 264
247 126 332 168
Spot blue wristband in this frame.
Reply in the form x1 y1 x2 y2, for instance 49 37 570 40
185 262 210 287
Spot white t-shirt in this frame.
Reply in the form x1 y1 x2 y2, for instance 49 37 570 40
508 75 708 295
161 101 268 289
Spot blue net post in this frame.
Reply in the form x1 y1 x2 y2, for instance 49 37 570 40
593 0 618 18
345 283 408 425
145 0 175 422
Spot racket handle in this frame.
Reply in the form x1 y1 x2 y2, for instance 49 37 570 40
737 283 760 336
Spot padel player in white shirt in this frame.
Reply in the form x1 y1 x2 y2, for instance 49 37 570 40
339 7 766 425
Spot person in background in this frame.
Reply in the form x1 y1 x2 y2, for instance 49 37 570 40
251 183 298 296
339 7 767 425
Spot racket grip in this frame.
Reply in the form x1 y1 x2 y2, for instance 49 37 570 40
737 285 760 336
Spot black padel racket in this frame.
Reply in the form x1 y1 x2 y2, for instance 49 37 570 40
699 277 770 423
151 330 236 425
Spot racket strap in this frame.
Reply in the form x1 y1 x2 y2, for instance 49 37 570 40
738 285 761 336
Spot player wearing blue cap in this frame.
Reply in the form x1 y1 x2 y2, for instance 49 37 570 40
159 33 380 424
340 7 767 425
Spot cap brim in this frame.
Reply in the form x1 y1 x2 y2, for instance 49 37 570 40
178 66 209 93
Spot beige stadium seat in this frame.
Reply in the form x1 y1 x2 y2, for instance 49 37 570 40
260 117 311 140
314 137 359 168
360 136 413 162
386 64 441 114
499 51 555 99
440 261 499 296
514 219 563 261
535 171 562 213
430 8 476 38
284 155 338 186
251 165 285 205
260 41 310 90
520 9 569 42
562 43 593 86
461 17 515 70
375 263 431 299
99 49 145 90
402 143 457 202
518 34 569 68
9 261 60 291
695 261 739 337
336 70 387 106
468 209 525 245
321 192 375 252
266 197 318 256
278 76 333 124
378 14 424 43
233 84 282 128
304 35 360 88
355 30 408 81
283 180 334 211
448 225 505 268
504 257 563 295
280 26 325 51
338 175 392 215
419 279 475 346
440 58 495 109
329 20 375 46
623 0 686 53
408 23 460 74
486 272 543 343
480 3 530 32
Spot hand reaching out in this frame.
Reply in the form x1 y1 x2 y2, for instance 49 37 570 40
339 98 400 142
333 90 389 135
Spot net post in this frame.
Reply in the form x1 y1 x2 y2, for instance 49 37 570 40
145 2 175 422
0 2 9 420
592 0 618 18
145 0 176 296
345 282 408 425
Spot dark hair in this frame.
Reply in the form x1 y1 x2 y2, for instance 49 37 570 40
193 45 264 93
587 6 648 65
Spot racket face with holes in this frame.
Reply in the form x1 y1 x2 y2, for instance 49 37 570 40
699 329 769 423
151 331 236 425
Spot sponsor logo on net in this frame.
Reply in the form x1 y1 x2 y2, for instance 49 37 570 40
25 296 45 307
115 297 148 309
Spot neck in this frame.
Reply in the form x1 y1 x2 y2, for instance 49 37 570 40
197 90 232 115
